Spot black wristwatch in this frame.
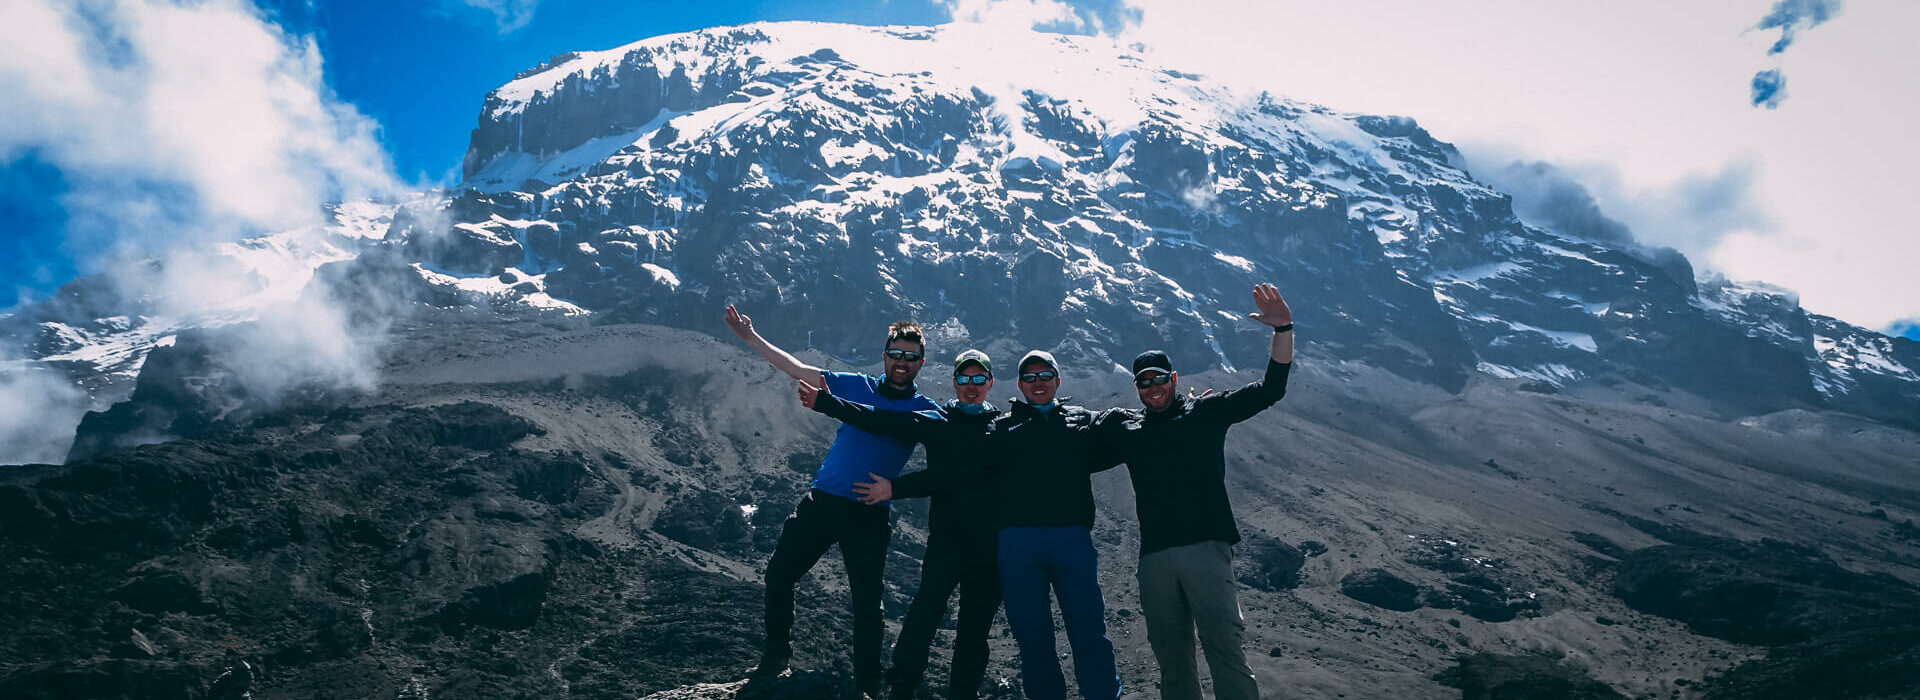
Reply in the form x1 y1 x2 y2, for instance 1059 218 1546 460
1273 323 1294 334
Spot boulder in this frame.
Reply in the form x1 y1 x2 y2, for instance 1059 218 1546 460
1340 569 1422 612
1434 653 1626 700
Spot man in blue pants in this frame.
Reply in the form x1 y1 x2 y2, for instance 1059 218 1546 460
725 305 939 698
845 350 1122 700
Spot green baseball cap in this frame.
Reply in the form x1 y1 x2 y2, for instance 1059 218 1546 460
954 349 993 376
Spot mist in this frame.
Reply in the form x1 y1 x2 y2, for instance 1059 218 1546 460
1456 141 1774 269
0 0 405 464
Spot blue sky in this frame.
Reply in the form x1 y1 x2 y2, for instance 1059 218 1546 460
265 0 963 182
4 0 1916 340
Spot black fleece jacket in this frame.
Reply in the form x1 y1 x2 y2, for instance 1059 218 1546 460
813 395 1001 546
816 394 1118 531
1097 360 1292 555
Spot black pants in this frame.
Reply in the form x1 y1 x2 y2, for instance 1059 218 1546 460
889 532 1002 700
764 489 893 687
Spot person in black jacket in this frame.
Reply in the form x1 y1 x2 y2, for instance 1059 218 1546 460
799 349 1004 700
827 350 1124 700
1096 283 1294 700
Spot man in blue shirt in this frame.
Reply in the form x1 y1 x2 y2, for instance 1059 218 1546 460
724 305 939 697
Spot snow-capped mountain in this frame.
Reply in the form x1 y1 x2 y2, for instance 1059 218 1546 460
445 22 1916 422
6 21 1916 457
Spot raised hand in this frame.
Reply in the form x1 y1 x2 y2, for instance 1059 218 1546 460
1247 283 1293 328
1187 387 1215 400
851 472 892 505
797 379 825 409
723 304 755 340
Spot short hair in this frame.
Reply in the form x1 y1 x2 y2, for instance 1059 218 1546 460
886 321 925 351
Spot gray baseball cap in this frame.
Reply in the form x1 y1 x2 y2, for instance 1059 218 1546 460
1017 350 1058 373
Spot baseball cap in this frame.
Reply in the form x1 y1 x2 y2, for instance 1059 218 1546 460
1131 350 1173 377
1017 350 1058 373
954 349 993 376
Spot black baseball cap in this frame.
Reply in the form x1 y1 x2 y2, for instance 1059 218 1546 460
1131 350 1172 378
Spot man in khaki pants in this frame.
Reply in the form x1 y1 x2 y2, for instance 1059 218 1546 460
1096 283 1295 700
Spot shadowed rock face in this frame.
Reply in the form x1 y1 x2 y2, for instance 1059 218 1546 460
0 397 787 699
1612 535 1919 646
1340 569 1422 612
1587 517 1920 700
1434 653 1626 700
1236 533 1308 591
1698 612 1920 700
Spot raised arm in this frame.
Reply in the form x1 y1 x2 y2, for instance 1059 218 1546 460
1248 283 1294 365
725 304 823 382
1196 283 1295 425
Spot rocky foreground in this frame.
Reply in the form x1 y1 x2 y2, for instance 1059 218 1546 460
3 318 1919 699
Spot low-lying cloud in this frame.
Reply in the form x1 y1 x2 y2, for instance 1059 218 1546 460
0 0 405 464
0 363 91 465
1461 144 1775 262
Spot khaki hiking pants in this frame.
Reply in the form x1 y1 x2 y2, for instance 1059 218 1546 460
1137 541 1258 700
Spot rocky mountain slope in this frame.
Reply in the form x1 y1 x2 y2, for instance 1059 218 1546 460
4 318 1918 699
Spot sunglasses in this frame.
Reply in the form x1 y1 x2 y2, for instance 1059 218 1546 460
1018 370 1058 383
1135 373 1172 388
954 374 991 385
884 349 925 362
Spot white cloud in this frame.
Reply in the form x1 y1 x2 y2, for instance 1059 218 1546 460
446 0 541 34
1063 0 1918 331
0 364 89 464
940 0 1090 32
0 0 398 255
0 0 405 461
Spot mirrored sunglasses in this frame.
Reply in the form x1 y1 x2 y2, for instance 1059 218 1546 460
954 374 991 385
885 348 925 361
1018 370 1058 383
1134 373 1172 388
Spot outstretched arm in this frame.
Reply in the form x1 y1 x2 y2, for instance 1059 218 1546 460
1087 408 1132 473
725 304 823 382
799 380 945 446
1199 283 1296 425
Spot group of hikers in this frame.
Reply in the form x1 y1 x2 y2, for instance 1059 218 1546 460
722 282 1295 700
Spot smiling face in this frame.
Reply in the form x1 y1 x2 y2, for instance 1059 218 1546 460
1017 359 1059 405
1136 369 1178 412
953 365 993 404
883 338 925 389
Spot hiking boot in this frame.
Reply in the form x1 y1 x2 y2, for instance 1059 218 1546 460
749 650 789 677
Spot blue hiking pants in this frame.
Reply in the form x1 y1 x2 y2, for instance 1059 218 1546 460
997 526 1121 700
